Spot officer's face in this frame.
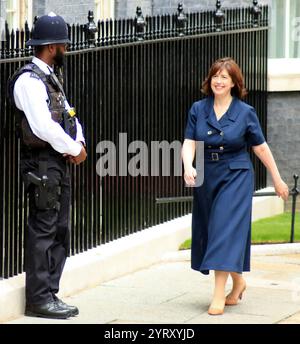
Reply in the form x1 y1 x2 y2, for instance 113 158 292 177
211 68 235 97
53 44 67 67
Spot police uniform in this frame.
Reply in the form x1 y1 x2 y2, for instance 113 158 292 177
184 96 265 275
9 13 84 319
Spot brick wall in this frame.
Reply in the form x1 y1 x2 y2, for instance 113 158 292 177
0 0 6 20
32 0 46 18
114 0 271 18
267 92 300 210
114 0 152 18
33 0 94 24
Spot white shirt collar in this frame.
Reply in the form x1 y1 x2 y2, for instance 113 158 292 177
32 56 53 75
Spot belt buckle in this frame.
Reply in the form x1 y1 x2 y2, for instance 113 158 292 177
211 152 219 161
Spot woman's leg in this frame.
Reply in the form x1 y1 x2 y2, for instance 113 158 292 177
225 272 246 305
208 270 229 314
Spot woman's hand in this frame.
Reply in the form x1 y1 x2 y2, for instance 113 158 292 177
274 179 289 201
184 166 197 186
252 143 289 201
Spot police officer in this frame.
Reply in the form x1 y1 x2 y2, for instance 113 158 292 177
9 13 87 319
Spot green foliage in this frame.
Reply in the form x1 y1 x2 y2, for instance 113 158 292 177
251 212 300 244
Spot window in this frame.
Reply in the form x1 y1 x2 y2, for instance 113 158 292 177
269 0 300 58
0 6 5 41
95 0 114 21
6 0 32 29
268 0 300 91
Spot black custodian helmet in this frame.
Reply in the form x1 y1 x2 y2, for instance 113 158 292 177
26 12 71 46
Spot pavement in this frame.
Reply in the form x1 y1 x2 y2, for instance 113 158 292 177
3 247 300 324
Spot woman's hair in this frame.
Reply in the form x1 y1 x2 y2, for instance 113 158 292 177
201 57 248 99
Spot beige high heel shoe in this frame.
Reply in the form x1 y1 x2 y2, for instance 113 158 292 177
208 299 225 315
225 284 246 306
207 306 224 316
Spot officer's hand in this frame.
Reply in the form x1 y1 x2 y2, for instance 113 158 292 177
274 179 289 201
63 153 76 163
184 166 197 186
72 146 87 165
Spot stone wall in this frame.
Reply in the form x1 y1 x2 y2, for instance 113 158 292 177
33 0 94 24
267 92 300 211
0 0 6 20
114 0 271 18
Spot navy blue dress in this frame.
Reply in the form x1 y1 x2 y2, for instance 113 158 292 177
184 96 265 275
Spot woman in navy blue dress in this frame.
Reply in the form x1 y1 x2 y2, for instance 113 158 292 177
182 57 289 315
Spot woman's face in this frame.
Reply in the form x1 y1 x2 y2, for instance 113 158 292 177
210 68 235 97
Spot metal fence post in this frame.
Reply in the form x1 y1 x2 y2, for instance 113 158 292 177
214 0 224 32
134 6 146 41
290 174 299 243
176 3 187 37
84 10 97 48
251 0 262 28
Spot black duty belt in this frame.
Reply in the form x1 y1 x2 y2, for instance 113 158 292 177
22 145 64 161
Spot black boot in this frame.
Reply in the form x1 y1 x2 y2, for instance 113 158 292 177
25 300 72 319
52 294 79 316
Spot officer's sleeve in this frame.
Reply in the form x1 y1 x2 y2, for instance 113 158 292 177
246 108 266 147
14 73 82 156
184 103 197 140
75 118 86 144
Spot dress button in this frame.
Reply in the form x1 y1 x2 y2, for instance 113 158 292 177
219 146 224 151
207 130 212 135
220 131 224 136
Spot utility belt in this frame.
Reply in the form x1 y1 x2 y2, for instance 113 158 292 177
204 148 248 161
22 144 63 160
23 148 62 211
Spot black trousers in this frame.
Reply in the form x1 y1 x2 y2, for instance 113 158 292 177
21 149 71 305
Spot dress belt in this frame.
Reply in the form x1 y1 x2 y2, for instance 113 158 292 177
204 149 248 161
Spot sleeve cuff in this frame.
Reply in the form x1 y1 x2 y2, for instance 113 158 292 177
71 142 82 156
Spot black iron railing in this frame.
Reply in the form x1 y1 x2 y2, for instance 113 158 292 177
1 2 268 56
0 1 269 278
